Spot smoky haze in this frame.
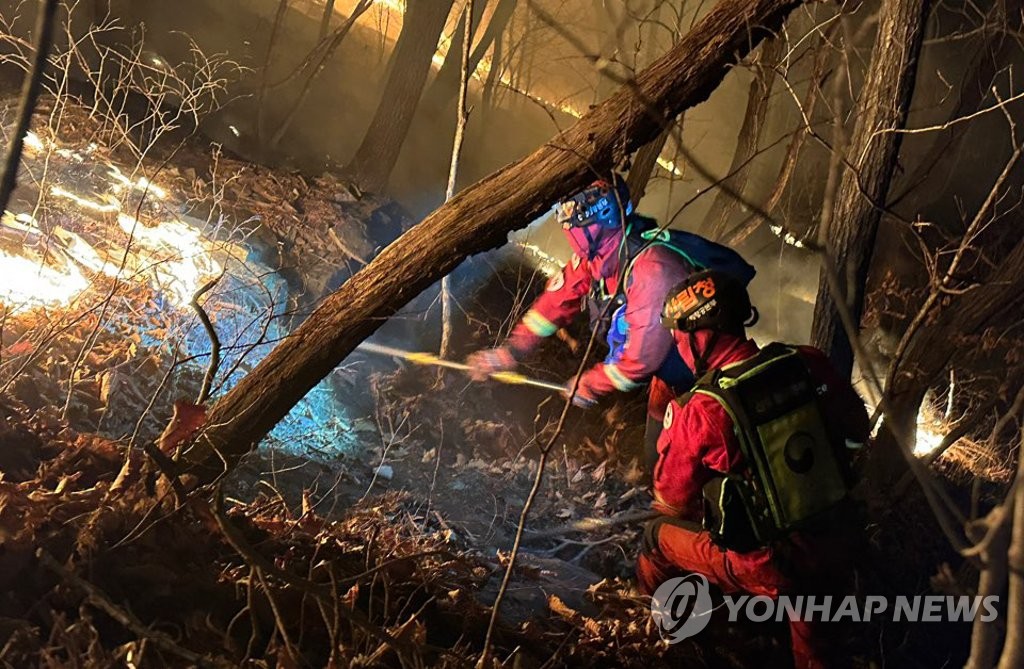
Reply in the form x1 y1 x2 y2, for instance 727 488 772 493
5 0 1020 348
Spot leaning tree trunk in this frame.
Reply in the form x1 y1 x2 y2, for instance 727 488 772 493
702 37 783 241
626 123 674 206
725 29 831 246
318 0 336 40
809 0 932 380
425 0 513 106
180 0 806 483
345 0 455 194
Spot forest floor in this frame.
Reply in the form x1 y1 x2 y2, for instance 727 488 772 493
0 96 981 668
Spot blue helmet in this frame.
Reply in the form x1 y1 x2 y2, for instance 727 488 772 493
555 177 633 229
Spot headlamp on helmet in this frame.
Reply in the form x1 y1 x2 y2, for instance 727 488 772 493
555 178 633 229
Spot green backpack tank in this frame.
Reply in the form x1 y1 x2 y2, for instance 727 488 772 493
683 343 852 552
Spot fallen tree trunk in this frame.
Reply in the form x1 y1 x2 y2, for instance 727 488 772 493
181 0 805 482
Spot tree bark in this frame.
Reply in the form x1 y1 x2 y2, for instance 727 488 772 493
345 0 456 194
318 0 336 41
965 506 1011 669
626 122 674 206
702 37 783 241
725 29 831 246
809 0 932 380
181 0 806 482
998 430 1024 669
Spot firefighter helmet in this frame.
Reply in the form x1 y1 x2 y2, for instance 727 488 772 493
554 176 632 229
661 269 758 334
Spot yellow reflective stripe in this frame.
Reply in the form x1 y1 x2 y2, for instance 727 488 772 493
523 309 558 337
604 364 640 391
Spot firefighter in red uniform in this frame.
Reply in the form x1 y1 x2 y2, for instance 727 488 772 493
637 270 870 669
466 177 698 468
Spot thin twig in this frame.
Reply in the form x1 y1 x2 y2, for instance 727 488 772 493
440 0 475 358
879 144 1024 422
192 272 225 404
210 486 411 659
523 509 659 541
256 0 289 146
269 0 374 149
37 549 232 669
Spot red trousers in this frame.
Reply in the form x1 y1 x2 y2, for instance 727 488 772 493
637 518 832 669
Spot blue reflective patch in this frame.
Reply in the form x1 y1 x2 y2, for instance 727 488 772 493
604 303 629 365
142 269 362 459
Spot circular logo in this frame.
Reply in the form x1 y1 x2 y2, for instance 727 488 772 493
784 432 816 473
546 273 565 292
663 403 674 430
650 573 713 643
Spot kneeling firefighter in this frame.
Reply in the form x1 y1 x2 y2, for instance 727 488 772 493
637 270 870 668
467 176 755 468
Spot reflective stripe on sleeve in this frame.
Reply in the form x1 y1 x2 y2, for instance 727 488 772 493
523 309 558 337
603 363 641 392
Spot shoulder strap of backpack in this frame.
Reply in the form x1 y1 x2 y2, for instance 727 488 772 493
678 368 756 463
714 343 798 389
637 226 757 286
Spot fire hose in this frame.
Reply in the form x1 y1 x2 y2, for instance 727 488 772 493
357 341 565 393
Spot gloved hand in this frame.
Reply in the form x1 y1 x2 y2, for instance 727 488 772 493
466 347 517 382
562 378 598 408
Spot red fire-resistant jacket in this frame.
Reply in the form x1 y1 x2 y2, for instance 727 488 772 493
505 228 691 402
653 331 871 536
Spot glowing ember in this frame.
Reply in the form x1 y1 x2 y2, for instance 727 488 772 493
0 249 89 313
913 403 950 457
769 224 806 249
23 131 45 152
515 242 561 277
108 165 168 200
50 185 121 212
0 133 238 316
865 400 951 458
117 213 225 306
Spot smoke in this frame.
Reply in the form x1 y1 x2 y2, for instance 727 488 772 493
27 0 1021 392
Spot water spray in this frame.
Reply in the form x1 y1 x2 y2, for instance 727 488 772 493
357 341 565 393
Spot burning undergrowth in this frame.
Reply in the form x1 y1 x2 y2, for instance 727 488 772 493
0 92 413 455
863 269 1022 484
